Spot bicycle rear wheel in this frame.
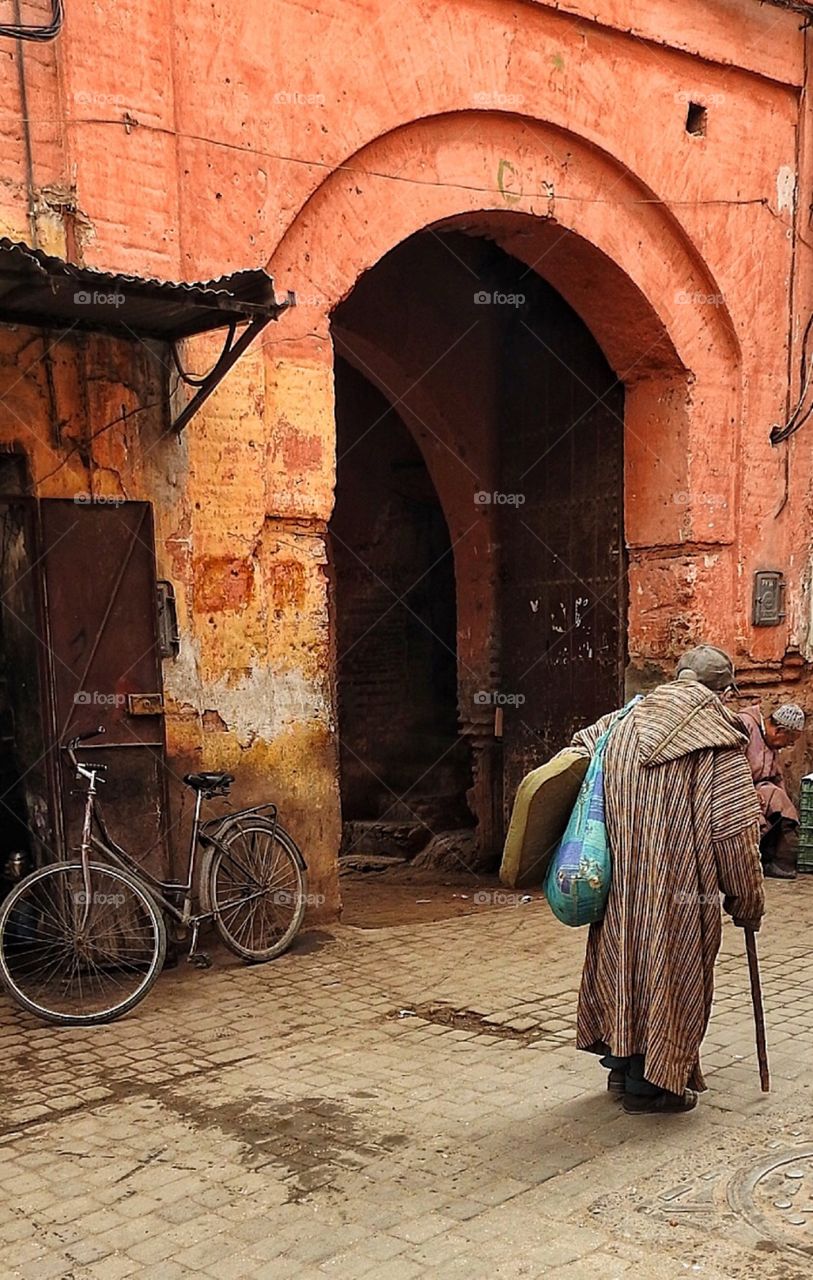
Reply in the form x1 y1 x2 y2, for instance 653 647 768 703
201 818 306 961
0 862 166 1026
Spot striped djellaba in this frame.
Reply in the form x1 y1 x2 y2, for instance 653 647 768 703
571 679 765 1096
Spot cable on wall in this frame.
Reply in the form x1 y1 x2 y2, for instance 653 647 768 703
771 314 813 443
0 0 64 42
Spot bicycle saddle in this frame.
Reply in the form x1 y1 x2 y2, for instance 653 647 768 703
183 772 234 791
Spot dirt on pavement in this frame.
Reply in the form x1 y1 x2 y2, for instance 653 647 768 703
338 866 544 927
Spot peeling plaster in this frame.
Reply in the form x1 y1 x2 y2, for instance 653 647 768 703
166 637 330 745
777 165 797 215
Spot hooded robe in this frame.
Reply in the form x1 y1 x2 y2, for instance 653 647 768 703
571 679 764 1095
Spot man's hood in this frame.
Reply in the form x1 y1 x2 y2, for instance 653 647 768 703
634 679 748 766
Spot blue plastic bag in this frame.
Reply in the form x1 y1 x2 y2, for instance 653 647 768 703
544 700 638 927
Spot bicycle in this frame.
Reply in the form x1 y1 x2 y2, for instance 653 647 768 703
0 728 308 1025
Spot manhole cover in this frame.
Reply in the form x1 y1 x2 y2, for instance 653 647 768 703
729 1148 813 1257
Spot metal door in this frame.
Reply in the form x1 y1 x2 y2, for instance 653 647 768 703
0 498 53 862
37 499 169 875
499 280 626 815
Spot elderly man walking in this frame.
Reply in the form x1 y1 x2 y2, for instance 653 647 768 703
571 645 765 1115
736 702 804 879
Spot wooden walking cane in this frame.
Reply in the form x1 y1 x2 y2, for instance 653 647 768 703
745 928 770 1092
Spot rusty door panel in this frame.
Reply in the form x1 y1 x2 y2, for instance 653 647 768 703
37 500 169 875
0 499 55 860
499 280 626 816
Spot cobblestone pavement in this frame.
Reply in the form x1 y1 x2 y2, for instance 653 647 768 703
2 879 813 1279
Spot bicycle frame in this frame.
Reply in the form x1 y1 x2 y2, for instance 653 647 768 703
73 759 291 932
84 772 204 926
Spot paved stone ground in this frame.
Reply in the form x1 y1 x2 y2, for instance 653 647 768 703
2 879 813 1279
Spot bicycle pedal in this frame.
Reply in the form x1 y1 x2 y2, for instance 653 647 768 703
188 951 212 969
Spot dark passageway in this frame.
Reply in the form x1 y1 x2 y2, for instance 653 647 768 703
331 359 473 850
331 225 625 877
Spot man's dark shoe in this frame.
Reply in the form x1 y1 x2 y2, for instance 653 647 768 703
607 1068 626 1094
764 862 797 880
623 1088 698 1115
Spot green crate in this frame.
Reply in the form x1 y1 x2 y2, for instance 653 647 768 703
799 834 813 873
798 848 813 874
797 778 813 872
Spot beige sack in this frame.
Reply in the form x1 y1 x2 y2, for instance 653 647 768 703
500 749 589 889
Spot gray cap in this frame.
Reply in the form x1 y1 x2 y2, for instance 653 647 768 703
771 703 805 733
675 644 738 693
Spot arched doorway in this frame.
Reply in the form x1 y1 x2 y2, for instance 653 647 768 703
330 357 474 848
265 109 734 916
330 226 625 881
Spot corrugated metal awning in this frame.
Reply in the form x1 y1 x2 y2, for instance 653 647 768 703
0 238 293 340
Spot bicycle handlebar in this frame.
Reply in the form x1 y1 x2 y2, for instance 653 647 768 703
63 726 106 770
72 726 106 745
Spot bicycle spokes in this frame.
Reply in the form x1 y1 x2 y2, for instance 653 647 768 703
210 822 304 959
0 863 165 1023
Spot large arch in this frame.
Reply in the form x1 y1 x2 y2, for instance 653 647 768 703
269 112 739 363
262 107 746 871
266 110 744 656
329 224 632 857
267 110 742 561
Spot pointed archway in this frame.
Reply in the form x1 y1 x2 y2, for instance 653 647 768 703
264 109 740 913
329 225 625 873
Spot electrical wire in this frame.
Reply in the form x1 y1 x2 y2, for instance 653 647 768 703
0 107 783 212
0 0 63 41
771 314 813 443
170 322 237 388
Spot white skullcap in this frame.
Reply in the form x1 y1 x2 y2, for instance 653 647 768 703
772 704 805 733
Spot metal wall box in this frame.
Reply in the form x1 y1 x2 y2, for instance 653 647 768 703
752 570 786 626
156 580 180 658
127 693 164 716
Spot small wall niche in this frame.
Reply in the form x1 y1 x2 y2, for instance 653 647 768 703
685 102 707 137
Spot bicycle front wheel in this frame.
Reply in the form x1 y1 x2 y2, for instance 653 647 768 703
0 862 166 1026
202 819 306 961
